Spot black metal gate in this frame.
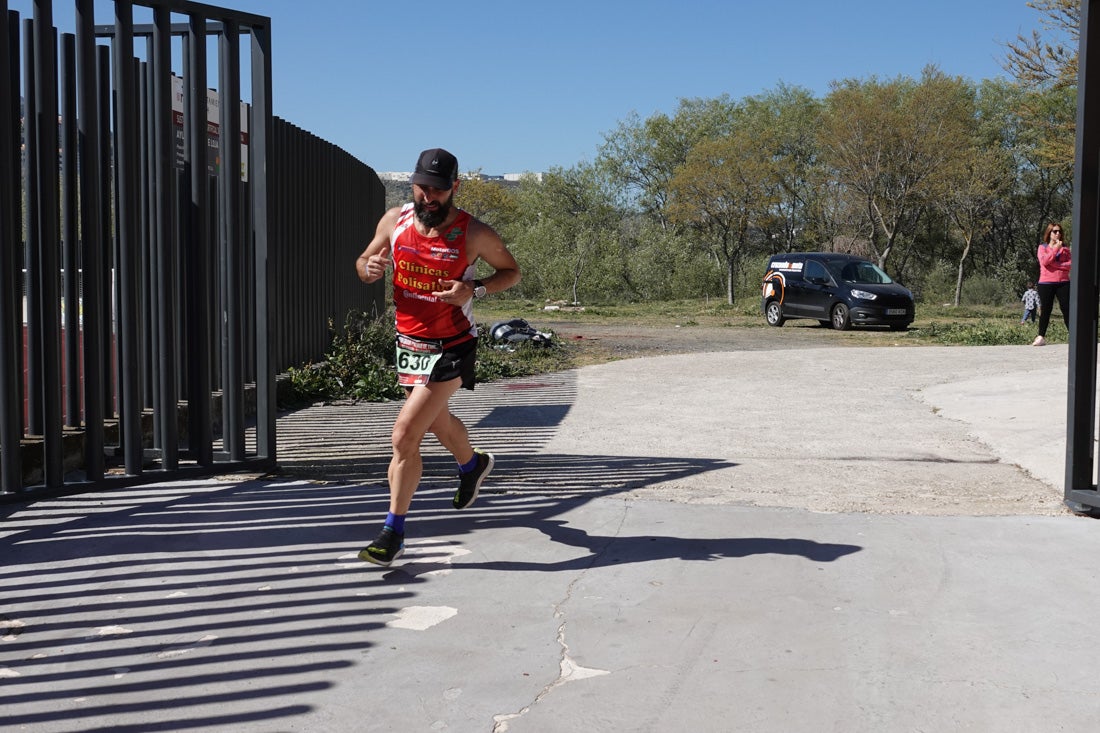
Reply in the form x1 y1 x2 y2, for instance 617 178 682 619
1 0 385 499
1 0 278 497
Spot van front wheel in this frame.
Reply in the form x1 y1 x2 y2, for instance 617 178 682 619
831 303 851 331
765 301 785 327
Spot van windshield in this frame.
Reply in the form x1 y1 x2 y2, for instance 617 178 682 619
834 261 894 285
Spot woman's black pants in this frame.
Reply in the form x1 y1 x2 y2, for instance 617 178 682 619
1037 281 1071 336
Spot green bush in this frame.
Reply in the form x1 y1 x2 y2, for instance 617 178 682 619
910 259 1027 308
284 310 573 404
284 311 404 404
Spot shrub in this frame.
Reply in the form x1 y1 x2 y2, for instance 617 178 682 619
284 311 404 404
284 310 574 404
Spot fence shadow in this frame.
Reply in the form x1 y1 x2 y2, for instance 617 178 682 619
0 369 864 730
0 444 865 731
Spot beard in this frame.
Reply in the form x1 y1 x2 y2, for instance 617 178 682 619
414 193 453 229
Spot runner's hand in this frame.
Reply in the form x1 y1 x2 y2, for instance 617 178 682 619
435 279 472 304
365 246 391 281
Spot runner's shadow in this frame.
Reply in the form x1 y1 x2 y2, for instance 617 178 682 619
460 520 861 573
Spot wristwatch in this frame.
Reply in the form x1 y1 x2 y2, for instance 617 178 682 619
472 279 487 299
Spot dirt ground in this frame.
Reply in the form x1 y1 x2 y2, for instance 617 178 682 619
538 319 905 363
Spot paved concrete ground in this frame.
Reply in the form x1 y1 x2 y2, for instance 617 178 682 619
3 344 1100 732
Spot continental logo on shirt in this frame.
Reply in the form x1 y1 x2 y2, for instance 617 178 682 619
430 245 460 261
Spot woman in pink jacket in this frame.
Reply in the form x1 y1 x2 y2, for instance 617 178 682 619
1033 221 1072 346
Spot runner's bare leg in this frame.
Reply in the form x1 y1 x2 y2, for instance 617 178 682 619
388 378 463 515
429 407 475 467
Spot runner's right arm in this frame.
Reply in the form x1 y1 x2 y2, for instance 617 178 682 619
356 207 401 284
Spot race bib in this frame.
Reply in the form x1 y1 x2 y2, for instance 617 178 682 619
396 336 443 387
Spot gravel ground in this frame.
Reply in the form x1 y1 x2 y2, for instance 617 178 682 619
538 319 921 361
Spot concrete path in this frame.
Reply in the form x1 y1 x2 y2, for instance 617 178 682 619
3 344 1099 732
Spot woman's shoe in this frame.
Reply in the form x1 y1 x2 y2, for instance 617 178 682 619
1032 335 1046 346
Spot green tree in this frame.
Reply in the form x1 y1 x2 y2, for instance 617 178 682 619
1002 1 1079 171
667 125 782 304
510 164 623 304
455 172 521 238
970 78 1070 277
598 96 739 227
818 68 974 276
942 146 1013 305
1002 0 1079 89
740 84 824 253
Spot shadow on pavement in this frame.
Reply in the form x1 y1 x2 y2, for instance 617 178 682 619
0 443 868 731
0 368 865 731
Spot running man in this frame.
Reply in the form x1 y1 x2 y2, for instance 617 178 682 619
355 148 521 566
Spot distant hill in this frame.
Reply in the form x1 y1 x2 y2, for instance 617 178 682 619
383 180 412 209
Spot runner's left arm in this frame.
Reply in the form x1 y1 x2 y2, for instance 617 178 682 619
436 218 521 304
466 219 521 296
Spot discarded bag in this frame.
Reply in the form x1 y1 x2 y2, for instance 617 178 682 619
488 319 553 348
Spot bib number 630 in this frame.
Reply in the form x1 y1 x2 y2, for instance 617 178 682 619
398 351 434 372
395 340 443 386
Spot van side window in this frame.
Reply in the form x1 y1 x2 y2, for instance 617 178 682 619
805 260 828 283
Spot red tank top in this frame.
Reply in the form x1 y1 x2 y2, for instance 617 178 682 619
390 203 477 340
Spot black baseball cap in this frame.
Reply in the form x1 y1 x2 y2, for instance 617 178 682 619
410 148 458 190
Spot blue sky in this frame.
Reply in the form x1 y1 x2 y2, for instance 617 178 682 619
14 1 1054 175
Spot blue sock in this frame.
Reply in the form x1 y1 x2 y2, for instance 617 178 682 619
384 512 406 535
458 453 479 473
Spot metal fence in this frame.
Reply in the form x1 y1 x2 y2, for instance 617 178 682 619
1065 0 1100 513
1 0 384 498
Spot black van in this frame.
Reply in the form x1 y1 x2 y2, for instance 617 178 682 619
761 253 915 331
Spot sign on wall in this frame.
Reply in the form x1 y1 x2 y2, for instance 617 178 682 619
171 74 249 181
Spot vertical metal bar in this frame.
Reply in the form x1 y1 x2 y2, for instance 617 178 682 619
152 5 177 470
250 19 275 461
22 19 40 439
0 4 23 493
1066 0 1100 509
186 11 212 466
219 19 243 460
76 0 104 482
298 128 308 360
207 173 218 435
318 135 327 353
61 32 79 430
138 58 153 426
310 132 318 358
242 104 254 383
96 44 114 425
33 3 63 488
301 130 308 359
177 33 189 410
174 167 187 404
114 0 142 475
272 116 285 372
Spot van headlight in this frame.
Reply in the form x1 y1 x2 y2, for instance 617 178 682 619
850 289 878 301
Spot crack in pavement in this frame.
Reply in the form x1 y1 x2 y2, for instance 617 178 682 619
489 506 628 732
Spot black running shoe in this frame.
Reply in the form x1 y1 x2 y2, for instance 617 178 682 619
453 450 494 509
359 527 405 567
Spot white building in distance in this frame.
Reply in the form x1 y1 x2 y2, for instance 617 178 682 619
377 171 542 183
